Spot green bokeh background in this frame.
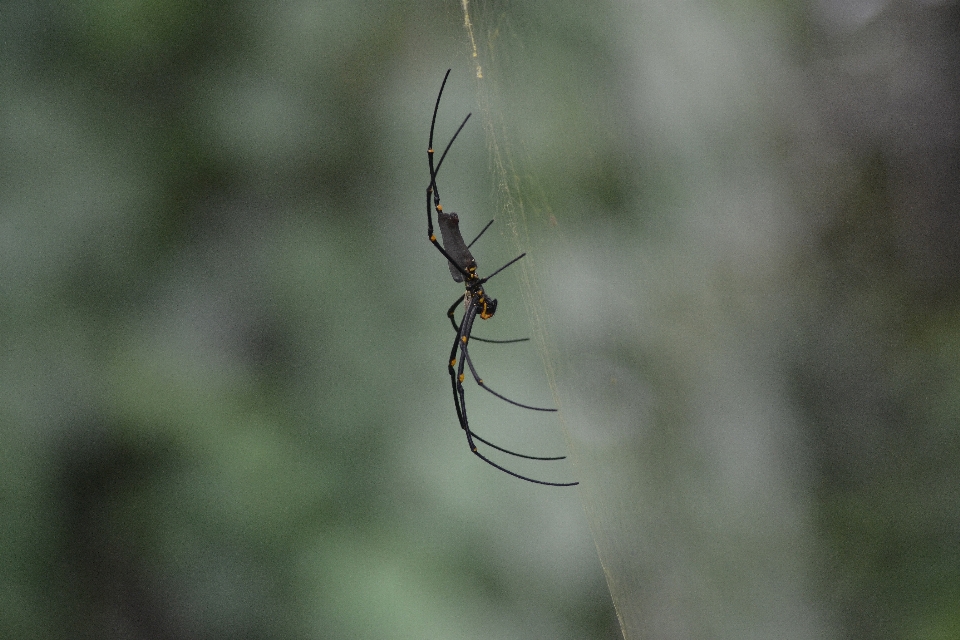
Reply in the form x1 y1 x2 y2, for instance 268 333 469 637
3 1 959 639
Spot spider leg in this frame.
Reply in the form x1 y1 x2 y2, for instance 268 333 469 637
456 310 559 458
447 306 470 436
470 431 566 461
458 302 546 411
450 299 575 483
451 299 481 435
469 448 578 486
447 296 528 344
425 72 518 285
430 71 470 181
467 219 494 249
461 338 557 412
426 70 475 282
476 252 526 286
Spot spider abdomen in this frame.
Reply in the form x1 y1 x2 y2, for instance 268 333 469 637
437 211 477 282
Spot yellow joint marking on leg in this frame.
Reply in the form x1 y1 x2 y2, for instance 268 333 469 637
430 234 436 241
436 204 443 212
428 147 434 153
477 379 484 385
459 374 465 382
461 335 468 343
450 359 456 367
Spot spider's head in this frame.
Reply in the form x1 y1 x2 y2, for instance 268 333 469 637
479 295 498 320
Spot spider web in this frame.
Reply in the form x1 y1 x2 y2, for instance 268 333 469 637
457 2 645 638
451 2 838 639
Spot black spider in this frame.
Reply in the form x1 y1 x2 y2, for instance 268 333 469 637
425 69 577 487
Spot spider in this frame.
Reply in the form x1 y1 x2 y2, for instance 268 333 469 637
425 69 577 487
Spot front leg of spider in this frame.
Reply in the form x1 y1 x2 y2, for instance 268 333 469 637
426 69 578 487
